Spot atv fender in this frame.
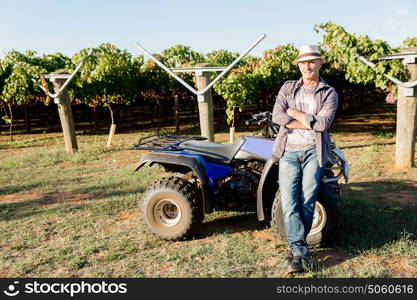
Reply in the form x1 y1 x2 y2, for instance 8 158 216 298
134 152 214 213
256 155 280 221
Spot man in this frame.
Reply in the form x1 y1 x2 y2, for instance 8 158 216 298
272 45 338 273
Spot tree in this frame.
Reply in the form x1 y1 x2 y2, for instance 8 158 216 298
139 54 172 129
162 45 205 131
252 44 299 108
315 22 407 93
0 51 47 140
403 37 417 48
205 49 240 71
316 21 417 168
139 45 205 132
161 44 205 68
214 45 299 134
73 43 141 146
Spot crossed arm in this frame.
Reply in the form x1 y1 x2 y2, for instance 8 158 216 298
272 84 338 132
285 109 309 129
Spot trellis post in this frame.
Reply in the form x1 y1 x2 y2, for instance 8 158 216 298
394 48 417 168
37 50 92 154
46 72 78 154
195 63 215 141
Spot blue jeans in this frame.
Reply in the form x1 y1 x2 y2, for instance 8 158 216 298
278 147 324 257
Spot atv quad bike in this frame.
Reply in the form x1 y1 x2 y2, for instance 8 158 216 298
133 112 349 246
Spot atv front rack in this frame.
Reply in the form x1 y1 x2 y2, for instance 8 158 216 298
132 135 207 151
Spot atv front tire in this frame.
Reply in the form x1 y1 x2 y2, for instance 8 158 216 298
141 177 203 241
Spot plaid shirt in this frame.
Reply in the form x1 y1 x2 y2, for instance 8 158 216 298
272 78 338 167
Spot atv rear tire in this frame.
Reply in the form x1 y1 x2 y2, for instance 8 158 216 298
270 187 340 247
141 176 203 241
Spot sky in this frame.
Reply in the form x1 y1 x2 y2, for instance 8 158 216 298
0 0 416 59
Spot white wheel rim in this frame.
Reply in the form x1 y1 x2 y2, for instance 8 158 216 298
154 199 181 227
309 202 327 236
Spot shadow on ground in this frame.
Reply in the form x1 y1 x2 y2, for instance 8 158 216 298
0 186 144 221
312 179 417 269
197 212 267 239
339 180 417 250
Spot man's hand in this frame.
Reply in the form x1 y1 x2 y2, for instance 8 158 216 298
285 120 307 129
287 108 303 119
287 108 310 128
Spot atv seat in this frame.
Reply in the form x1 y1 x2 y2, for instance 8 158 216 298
180 137 245 164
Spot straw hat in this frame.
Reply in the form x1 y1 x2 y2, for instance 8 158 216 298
297 45 323 62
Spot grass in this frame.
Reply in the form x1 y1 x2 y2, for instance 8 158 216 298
0 103 417 278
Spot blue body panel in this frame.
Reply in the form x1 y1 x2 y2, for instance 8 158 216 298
205 161 231 191
155 150 231 192
240 136 274 160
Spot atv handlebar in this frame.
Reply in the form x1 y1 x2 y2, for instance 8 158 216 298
245 111 279 138
244 111 272 125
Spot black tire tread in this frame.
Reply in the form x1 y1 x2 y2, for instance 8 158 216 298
141 176 203 241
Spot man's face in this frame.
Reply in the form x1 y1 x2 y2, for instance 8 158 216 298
298 59 322 81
